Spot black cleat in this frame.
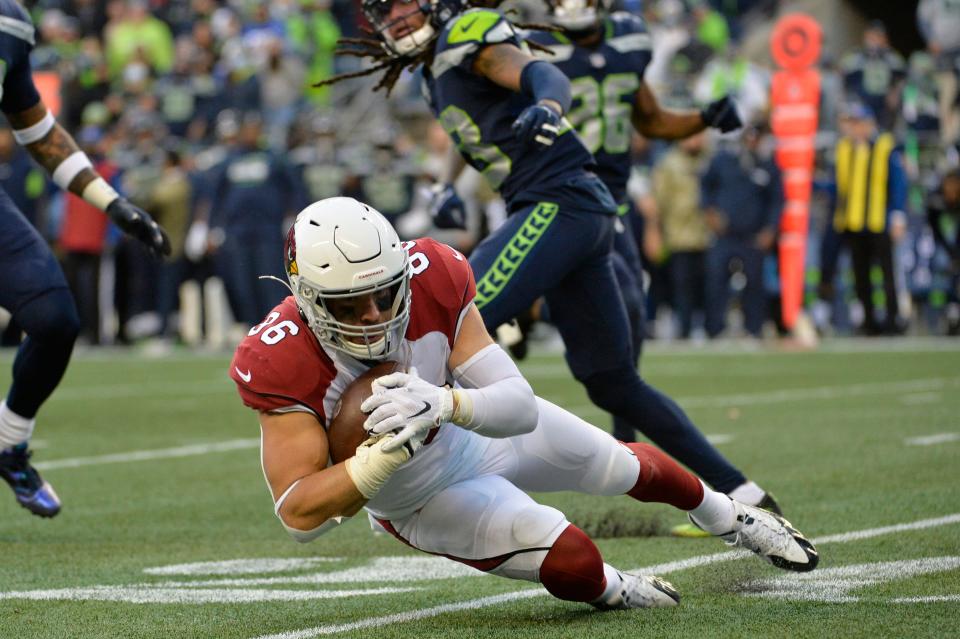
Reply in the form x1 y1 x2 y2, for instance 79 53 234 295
0 444 61 518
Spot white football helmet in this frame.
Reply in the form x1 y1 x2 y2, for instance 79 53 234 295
285 197 411 360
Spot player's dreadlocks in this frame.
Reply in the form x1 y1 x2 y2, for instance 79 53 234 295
314 1 557 96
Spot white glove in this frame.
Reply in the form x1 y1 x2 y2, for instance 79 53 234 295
344 433 414 499
360 367 457 453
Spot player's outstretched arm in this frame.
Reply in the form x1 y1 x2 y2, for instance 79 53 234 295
362 305 538 448
632 82 742 139
261 410 409 541
7 102 171 256
474 44 571 147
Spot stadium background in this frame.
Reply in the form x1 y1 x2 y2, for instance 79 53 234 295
2 0 958 348
1 2 960 637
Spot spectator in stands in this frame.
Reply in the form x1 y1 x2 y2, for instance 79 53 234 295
146 149 193 340
653 131 710 339
205 113 300 326
104 0 175 78
828 104 908 336
841 21 906 130
926 168 960 334
701 124 783 338
917 0 960 144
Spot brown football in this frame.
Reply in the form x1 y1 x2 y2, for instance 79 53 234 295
327 361 402 465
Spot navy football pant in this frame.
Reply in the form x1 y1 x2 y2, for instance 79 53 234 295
0 191 80 419
470 201 746 492
610 209 645 442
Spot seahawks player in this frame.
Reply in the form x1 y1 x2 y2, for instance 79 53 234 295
0 0 170 517
323 0 769 531
528 0 734 425
528 0 778 536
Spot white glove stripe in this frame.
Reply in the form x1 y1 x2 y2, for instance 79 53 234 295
534 135 555 146
541 124 559 134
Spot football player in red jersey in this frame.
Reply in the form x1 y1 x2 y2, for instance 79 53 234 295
230 197 817 611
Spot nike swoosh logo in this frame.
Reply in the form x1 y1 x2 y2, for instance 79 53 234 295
235 367 252 383
410 401 431 418
459 17 478 32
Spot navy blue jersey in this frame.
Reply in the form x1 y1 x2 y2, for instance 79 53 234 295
528 13 652 202
0 0 40 115
423 9 609 212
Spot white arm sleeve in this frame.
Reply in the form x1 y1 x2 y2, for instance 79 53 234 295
451 344 538 438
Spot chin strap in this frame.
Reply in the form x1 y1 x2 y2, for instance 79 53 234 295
258 275 294 295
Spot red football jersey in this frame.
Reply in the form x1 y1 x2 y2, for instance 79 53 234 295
229 238 476 426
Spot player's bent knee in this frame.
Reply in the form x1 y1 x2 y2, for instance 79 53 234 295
14 288 80 344
578 435 642 496
538 524 606 602
487 504 568 582
581 368 643 415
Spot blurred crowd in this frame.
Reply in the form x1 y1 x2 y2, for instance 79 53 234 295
2 0 960 350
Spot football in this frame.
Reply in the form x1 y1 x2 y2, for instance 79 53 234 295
327 361 402 464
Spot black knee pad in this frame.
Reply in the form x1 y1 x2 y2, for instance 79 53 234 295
14 288 81 344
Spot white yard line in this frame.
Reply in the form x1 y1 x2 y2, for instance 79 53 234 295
562 377 960 414
890 595 960 603
899 393 942 405
905 433 960 446
30 377 959 473
0 586 419 605
34 439 259 471
252 512 960 639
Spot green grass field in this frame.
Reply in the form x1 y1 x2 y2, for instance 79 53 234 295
1 339 959 638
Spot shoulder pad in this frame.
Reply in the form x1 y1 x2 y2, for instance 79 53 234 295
609 11 648 36
444 9 510 46
606 14 652 55
433 9 519 77
0 0 35 45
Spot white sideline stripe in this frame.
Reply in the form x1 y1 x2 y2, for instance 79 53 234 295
562 377 960 414
156 557 483 587
905 433 960 446
0 586 418 605
706 434 734 445
891 595 960 603
144 558 345 576
252 513 960 639
34 439 260 471
745 557 960 602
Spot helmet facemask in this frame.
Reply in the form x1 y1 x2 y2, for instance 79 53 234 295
547 0 604 33
363 0 438 57
292 263 412 360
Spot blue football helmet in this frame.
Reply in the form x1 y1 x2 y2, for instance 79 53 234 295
363 0 470 57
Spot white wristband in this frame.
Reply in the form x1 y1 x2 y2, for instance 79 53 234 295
13 110 56 145
52 151 93 190
81 176 121 211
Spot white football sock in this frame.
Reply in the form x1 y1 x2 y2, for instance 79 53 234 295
0 401 35 449
688 480 737 534
728 480 766 506
593 563 625 607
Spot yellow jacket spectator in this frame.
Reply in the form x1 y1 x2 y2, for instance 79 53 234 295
105 0 174 78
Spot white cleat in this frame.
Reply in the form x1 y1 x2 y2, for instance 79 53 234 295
696 500 819 572
592 573 680 610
